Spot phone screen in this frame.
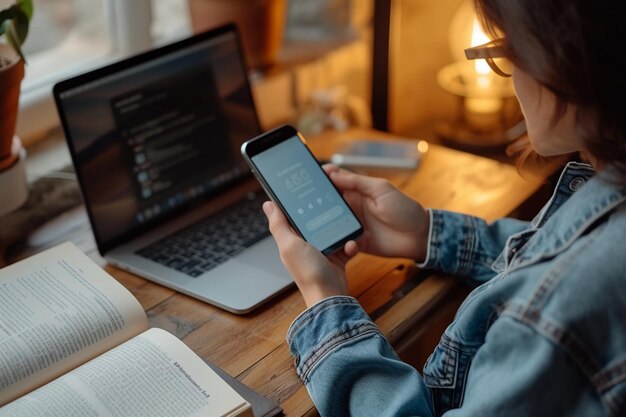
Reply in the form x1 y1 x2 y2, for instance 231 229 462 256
250 134 361 253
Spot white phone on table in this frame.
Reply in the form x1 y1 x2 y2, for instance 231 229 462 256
331 139 424 169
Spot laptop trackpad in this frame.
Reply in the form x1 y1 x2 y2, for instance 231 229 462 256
233 238 289 275
185 238 292 313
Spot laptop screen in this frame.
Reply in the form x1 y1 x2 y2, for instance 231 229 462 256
54 26 261 253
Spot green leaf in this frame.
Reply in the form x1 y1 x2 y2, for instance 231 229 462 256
5 21 26 63
0 9 14 37
16 0 33 21
11 6 29 44
0 19 10 40
0 1 31 59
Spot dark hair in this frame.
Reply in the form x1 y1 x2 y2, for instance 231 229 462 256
474 0 626 184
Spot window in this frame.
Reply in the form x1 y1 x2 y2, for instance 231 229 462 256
18 0 191 143
151 0 190 45
23 0 111 93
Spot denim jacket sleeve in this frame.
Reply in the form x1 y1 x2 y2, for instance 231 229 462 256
418 209 530 285
288 297 600 417
287 296 435 417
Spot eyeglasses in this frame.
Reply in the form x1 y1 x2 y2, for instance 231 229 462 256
464 39 512 78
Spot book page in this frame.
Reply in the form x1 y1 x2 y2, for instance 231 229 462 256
0 242 149 406
0 328 251 417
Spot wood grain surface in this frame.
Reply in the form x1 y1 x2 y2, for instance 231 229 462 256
3 128 561 416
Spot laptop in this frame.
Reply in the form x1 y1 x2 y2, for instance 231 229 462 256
53 24 293 314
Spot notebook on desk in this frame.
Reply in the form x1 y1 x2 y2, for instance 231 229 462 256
53 24 292 314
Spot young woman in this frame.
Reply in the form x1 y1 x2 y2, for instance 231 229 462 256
262 0 626 415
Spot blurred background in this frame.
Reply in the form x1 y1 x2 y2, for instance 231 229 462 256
18 0 522 156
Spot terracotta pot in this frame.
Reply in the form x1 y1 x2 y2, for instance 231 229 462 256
0 45 24 166
187 0 287 69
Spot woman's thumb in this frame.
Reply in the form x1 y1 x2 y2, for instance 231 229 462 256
263 201 296 246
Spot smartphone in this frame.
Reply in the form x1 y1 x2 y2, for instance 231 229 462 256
241 125 363 255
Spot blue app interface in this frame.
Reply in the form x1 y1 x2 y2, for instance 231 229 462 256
252 135 361 251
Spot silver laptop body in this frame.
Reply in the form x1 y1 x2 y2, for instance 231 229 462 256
54 25 292 314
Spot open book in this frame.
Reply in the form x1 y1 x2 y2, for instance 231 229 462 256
0 242 252 417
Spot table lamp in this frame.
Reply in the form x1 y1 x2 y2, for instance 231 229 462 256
436 0 524 149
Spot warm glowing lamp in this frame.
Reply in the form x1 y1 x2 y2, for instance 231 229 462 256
465 19 503 115
436 0 523 147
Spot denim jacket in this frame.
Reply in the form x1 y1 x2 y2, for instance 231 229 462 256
287 162 626 417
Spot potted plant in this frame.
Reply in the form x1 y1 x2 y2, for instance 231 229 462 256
0 0 32 215
187 0 286 69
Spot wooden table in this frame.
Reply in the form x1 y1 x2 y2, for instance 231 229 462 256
3 128 561 416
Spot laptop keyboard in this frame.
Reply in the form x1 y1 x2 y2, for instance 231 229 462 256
136 193 270 277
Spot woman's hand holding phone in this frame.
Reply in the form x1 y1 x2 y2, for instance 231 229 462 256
323 165 430 262
263 201 352 307
262 164 430 308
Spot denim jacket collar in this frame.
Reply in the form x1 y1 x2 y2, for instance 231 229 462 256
498 162 626 270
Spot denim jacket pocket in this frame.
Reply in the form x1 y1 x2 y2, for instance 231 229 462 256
423 340 472 415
